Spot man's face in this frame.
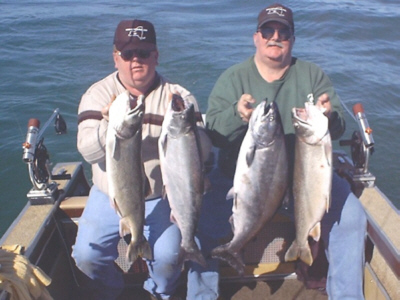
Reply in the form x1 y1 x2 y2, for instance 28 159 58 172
254 21 294 66
113 47 158 90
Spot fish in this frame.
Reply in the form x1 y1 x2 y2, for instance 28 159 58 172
211 100 289 276
284 101 332 266
158 94 207 267
106 91 152 263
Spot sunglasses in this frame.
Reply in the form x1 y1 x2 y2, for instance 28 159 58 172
117 48 154 61
259 27 292 41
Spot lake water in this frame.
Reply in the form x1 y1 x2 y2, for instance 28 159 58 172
1 0 399 236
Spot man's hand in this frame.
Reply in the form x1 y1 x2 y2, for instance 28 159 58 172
316 93 332 118
237 94 256 123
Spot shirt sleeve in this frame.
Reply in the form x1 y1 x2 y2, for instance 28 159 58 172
206 68 247 148
77 88 112 164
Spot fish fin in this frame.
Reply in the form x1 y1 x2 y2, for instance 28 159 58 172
245 144 257 166
299 245 314 266
141 238 153 261
126 237 153 263
225 186 235 200
112 198 122 217
119 217 131 237
178 245 207 268
284 241 299 262
111 135 120 159
211 244 245 276
284 241 314 266
309 222 321 242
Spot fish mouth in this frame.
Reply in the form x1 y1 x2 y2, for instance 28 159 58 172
292 107 308 123
127 96 145 115
253 101 275 123
264 101 277 120
171 94 185 112
250 101 278 134
170 94 195 121
292 107 312 129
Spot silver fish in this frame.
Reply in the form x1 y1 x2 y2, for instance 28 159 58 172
106 91 152 263
284 101 332 266
211 101 289 276
158 94 207 267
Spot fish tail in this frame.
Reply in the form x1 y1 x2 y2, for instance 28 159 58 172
211 244 245 276
140 238 153 261
178 246 207 268
284 241 313 266
284 241 299 262
127 238 153 263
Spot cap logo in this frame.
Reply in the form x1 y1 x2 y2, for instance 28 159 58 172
125 26 148 40
265 7 287 17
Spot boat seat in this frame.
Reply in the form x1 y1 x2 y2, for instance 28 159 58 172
59 196 88 218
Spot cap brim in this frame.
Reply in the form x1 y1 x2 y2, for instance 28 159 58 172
119 42 156 51
258 18 291 30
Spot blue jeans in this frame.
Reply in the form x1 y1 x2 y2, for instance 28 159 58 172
322 173 367 300
72 184 228 300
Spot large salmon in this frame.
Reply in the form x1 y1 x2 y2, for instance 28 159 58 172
211 101 288 276
106 91 152 263
284 101 332 266
158 94 207 267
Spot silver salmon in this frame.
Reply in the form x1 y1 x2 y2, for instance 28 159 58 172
106 91 152 263
211 101 289 276
284 101 332 266
158 94 207 267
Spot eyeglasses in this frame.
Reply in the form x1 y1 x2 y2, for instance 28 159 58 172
258 27 292 41
117 48 154 61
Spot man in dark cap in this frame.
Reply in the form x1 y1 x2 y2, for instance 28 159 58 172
72 19 219 300
206 4 367 299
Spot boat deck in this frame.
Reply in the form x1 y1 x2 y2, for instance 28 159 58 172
57 195 328 300
1 156 399 299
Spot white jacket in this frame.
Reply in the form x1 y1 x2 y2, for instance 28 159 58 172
77 71 208 198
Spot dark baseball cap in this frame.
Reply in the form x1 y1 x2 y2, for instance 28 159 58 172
114 19 157 51
257 3 294 33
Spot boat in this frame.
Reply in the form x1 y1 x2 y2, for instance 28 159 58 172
0 104 399 300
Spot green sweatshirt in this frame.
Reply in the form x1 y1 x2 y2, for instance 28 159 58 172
206 56 345 178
